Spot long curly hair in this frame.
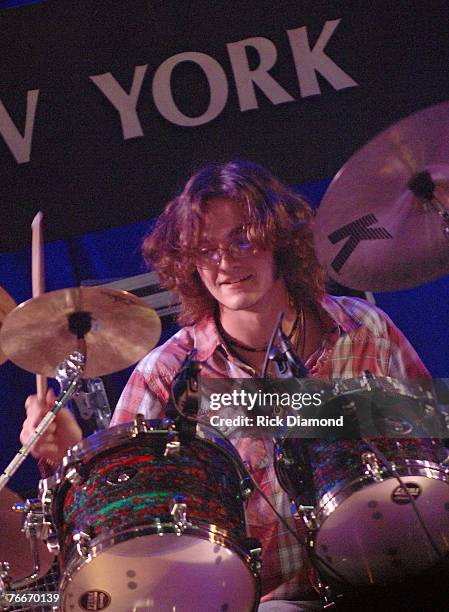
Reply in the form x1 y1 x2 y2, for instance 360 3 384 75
143 160 325 325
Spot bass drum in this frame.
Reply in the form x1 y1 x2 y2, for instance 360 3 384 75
41 418 260 611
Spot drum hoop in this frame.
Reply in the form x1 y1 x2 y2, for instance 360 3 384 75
59 521 261 609
60 420 243 469
331 375 432 402
310 460 449 528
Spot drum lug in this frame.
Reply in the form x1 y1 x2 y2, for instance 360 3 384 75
154 517 164 536
64 462 86 486
164 430 181 456
362 451 383 481
38 486 60 555
73 530 92 558
245 538 262 576
0 561 12 591
239 475 254 500
295 505 317 530
133 414 149 435
46 531 60 555
170 496 188 533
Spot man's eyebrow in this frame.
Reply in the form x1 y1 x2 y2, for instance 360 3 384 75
200 225 245 243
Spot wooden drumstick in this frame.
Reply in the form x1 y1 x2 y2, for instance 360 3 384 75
31 211 47 401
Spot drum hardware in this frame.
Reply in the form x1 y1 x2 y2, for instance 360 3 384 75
72 377 111 430
1 562 11 592
244 539 263 575
154 516 164 536
408 170 449 239
313 573 339 610
295 505 317 531
0 352 85 494
45 533 60 557
5 499 49 589
62 462 86 487
362 451 383 481
132 412 150 435
169 495 188 533
164 434 181 455
72 531 92 559
239 475 254 500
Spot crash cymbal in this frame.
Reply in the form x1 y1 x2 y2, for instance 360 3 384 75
0 287 161 377
0 487 53 581
0 287 16 365
314 100 449 291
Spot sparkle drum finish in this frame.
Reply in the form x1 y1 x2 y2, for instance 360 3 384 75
275 376 449 587
41 420 260 611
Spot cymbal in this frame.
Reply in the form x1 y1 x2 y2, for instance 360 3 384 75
0 487 53 581
0 287 16 365
314 100 449 291
0 287 161 377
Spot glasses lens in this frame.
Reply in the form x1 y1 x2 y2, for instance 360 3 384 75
195 248 220 268
195 231 253 268
229 236 252 258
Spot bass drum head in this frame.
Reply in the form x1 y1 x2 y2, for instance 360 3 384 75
61 531 257 611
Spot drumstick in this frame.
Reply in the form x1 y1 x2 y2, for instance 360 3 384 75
31 211 47 402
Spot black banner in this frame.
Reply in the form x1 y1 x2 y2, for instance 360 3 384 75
1 0 449 250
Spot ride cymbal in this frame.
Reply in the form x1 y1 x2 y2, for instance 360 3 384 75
0 287 16 365
0 287 161 377
314 100 449 291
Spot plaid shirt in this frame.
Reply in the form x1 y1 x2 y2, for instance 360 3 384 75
112 295 429 601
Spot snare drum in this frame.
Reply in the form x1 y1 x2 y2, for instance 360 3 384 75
41 419 260 611
275 376 449 587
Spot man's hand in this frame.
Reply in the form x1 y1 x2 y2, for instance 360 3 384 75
20 388 83 464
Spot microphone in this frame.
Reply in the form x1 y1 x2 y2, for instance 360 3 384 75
166 349 202 420
276 327 309 378
264 312 308 379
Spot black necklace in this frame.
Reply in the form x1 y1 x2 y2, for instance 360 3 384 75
218 311 302 353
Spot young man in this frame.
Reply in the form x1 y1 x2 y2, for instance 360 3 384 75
21 160 429 610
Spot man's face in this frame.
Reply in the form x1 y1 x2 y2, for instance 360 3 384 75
196 197 283 314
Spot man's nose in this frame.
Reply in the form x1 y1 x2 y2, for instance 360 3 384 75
217 249 236 269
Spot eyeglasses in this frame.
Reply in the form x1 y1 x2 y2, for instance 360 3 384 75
194 230 255 268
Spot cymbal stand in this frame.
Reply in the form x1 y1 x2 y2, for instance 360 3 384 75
408 170 449 238
0 351 85 494
0 352 84 601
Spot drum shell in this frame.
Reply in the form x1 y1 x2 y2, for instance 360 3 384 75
41 421 261 611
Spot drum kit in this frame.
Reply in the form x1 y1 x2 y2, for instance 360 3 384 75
0 101 448 611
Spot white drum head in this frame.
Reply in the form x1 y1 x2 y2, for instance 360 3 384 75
316 476 449 585
62 532 257 611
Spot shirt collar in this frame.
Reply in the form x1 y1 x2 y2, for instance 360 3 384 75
192 294 361 361
317 294 362 335
192 314 223 362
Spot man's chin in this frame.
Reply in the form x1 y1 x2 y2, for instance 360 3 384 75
219 295 260 312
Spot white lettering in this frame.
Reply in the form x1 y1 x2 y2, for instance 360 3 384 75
90 65 148 139
153 52 228 126
0 89 39 163
287 19 358 97
227 37 294 111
